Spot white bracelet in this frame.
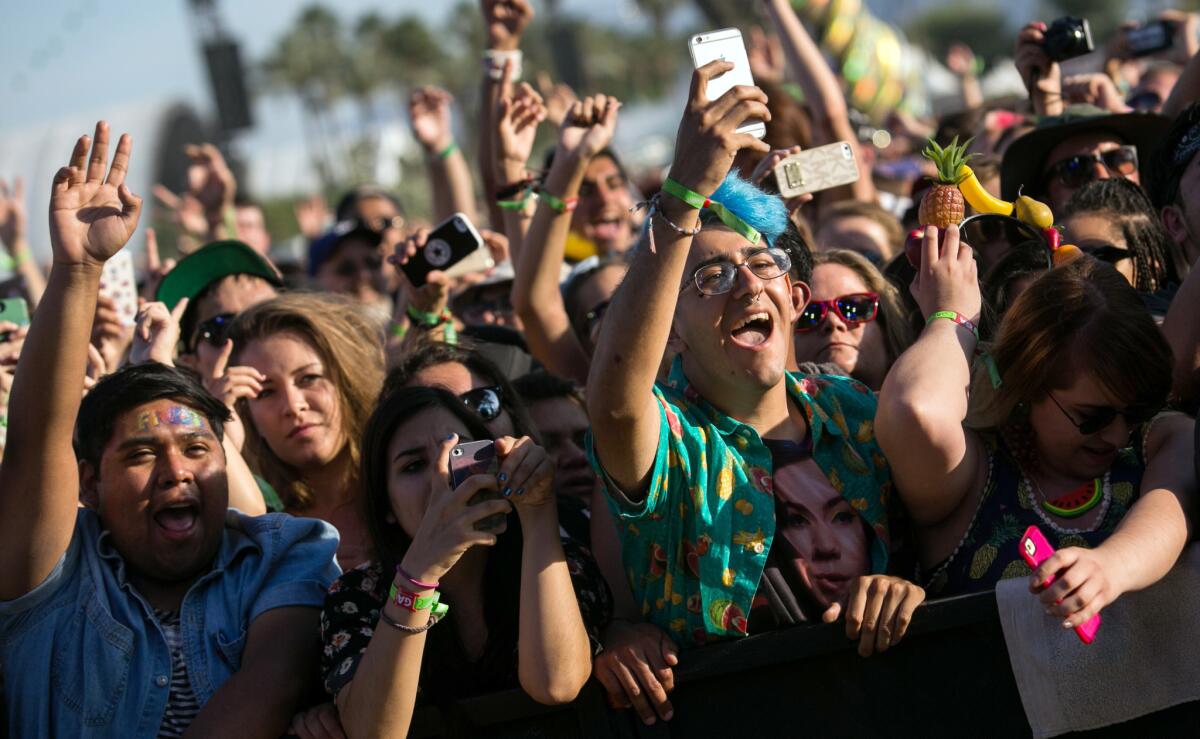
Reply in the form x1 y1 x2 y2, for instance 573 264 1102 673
483 49 523 81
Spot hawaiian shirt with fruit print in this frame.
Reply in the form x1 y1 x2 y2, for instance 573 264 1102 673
587 356 892 648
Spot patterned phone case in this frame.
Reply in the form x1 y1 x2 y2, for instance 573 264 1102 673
773 142 861 197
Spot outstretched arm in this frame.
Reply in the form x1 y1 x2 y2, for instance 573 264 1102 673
513 95 620 385
0 122 143 601
478 0 534 230
875 225 983 528
409 86 479 225
0 177 46 309
587 62 770 496
762 0 876 203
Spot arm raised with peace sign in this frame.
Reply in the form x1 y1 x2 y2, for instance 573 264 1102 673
1 121 144 601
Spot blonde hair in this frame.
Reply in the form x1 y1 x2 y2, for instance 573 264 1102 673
810 250 915 366
227 293 385 509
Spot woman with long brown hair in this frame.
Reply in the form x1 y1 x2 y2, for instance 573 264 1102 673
876 226 1195 628
226 293 385 570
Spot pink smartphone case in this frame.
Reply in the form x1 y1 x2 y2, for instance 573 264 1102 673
1019 525 1101 644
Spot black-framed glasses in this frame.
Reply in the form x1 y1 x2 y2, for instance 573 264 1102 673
585 299 611 334
1081 244 1132 265
1047 391 1157 436
333 254 383 278
460 385 504 421
1044 145 1138 190
682 246 792 296
191 312 236 350
795 292 879 332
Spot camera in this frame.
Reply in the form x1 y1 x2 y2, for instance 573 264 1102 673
1043 16 1094 62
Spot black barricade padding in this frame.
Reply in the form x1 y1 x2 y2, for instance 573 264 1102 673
405 591 1200 738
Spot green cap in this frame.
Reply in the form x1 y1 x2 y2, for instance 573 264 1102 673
155 240 283 311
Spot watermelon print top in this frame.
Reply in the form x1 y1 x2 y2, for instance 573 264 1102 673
922 433 1143 597
586 356 893 648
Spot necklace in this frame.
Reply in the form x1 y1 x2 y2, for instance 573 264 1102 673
1041 478 1103 518
1021 470 1111 535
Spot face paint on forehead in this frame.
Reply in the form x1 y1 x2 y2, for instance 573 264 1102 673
135 406 208 433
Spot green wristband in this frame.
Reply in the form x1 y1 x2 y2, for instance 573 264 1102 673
926 310 979 340
437 141 459 160
406 304 449 327
497 194 532 211
389 583 441 611
537 189 577 214
390 321 409 339
661 178 762 245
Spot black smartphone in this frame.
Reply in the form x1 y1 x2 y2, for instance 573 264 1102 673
1127 20 1175 58
401 212 489 288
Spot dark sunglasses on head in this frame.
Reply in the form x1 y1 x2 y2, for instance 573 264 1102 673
191 312 236 350
1044 145 1138 190
795 292 879 332
1048 391 1158 436
334 254 383 278
460 385 504 422
1081 244 1131 265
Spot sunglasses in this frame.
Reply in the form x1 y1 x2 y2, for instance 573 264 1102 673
795 292 879 332
191 312 236 350
333 254 383 278
460 385 504 422
1080 244 1131 265
1044 145 1138 189
1126 91 1162 112
683 247 792 297
1048 391 1157 436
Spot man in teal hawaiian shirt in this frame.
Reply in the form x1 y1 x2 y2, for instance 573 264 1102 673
586 63 925 725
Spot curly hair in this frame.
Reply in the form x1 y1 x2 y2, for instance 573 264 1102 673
1062 178 1184 293
227 292 385 510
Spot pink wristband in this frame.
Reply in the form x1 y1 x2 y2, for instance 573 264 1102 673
396 565 439 590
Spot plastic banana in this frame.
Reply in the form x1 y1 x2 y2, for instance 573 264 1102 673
957 164 1013 216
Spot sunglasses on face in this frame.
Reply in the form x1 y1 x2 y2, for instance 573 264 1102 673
794 292 879 332
683 247 792 297
191 312 236 350
1081 244 1131 265
579 174 628 199
460 385 504 422
333 254 383 278
1048 391 1157 436
1044 145 1138 189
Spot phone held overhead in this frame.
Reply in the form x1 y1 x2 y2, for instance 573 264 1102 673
689 28 767 140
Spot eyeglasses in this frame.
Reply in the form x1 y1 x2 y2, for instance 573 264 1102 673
683 247 792 297
1047 391 1157 436
1044 145 1138 189
1081 244 1131 265
795 293 879 332
191 313 236 350
333 254 383 278
584 299 611 334
460 385 504 422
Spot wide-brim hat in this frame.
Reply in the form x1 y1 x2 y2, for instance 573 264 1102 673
155 240 283 310
1000 105 1173 201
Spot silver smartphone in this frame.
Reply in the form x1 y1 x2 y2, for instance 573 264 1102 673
689 28 766 140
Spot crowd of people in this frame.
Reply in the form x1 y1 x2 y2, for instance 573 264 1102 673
0 0 1198 736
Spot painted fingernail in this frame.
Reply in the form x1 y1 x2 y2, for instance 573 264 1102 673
1063 620 1073 629
516 487 525 496
446 433 457 440
497 472 507 482
502 487 512 497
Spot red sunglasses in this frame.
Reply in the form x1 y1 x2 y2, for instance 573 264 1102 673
795 292 879 332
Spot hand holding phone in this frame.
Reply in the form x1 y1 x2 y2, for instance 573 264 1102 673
449 439 508 533
689 28 766 139
396 213 491 288
773 142 860 198
1018 526 1101 644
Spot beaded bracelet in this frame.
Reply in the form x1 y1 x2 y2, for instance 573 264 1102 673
926 310 979 341
538 189 578 214
644 195 701 236
379 606 446 634
660 178 762 245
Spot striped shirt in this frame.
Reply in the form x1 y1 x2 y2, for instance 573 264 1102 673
154 610 201 738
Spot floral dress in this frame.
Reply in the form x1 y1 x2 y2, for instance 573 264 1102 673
320 537 611 700
923 434 1142 596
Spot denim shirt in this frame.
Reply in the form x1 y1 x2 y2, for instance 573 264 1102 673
0 508 341 738
587 357 892 647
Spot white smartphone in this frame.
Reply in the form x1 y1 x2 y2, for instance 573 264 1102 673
99 250 138 327
689 28 766 139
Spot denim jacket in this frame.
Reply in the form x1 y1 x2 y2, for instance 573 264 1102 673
0 508 340 738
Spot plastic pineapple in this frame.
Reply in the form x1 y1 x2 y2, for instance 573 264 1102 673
919 137 975 228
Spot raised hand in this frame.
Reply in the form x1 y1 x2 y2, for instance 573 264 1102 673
669 61 771 198
129 297 188 366
184 143 237 216
386 228 452 318
747 27 786 84
493 435 554 508
204 338 264 453
480 0 534 51
1062 73 1129 113
49 121 143 267
1014 22 1062 108
139 228 177 301
0 176 27 250
409 86 455 153
557 94 621 162
495 64 547 181
399 434 513 585
90 293 134 373
749 146 814 215
945 43 978 78
152 183 209 239
909 224 981 324
536 73 578 128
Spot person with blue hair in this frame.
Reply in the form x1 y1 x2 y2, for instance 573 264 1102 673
585 62 924 725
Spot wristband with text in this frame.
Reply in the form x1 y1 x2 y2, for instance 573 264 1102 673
538 189 578 214
660 178 762 245
389 583 443 613
926 310 980 340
